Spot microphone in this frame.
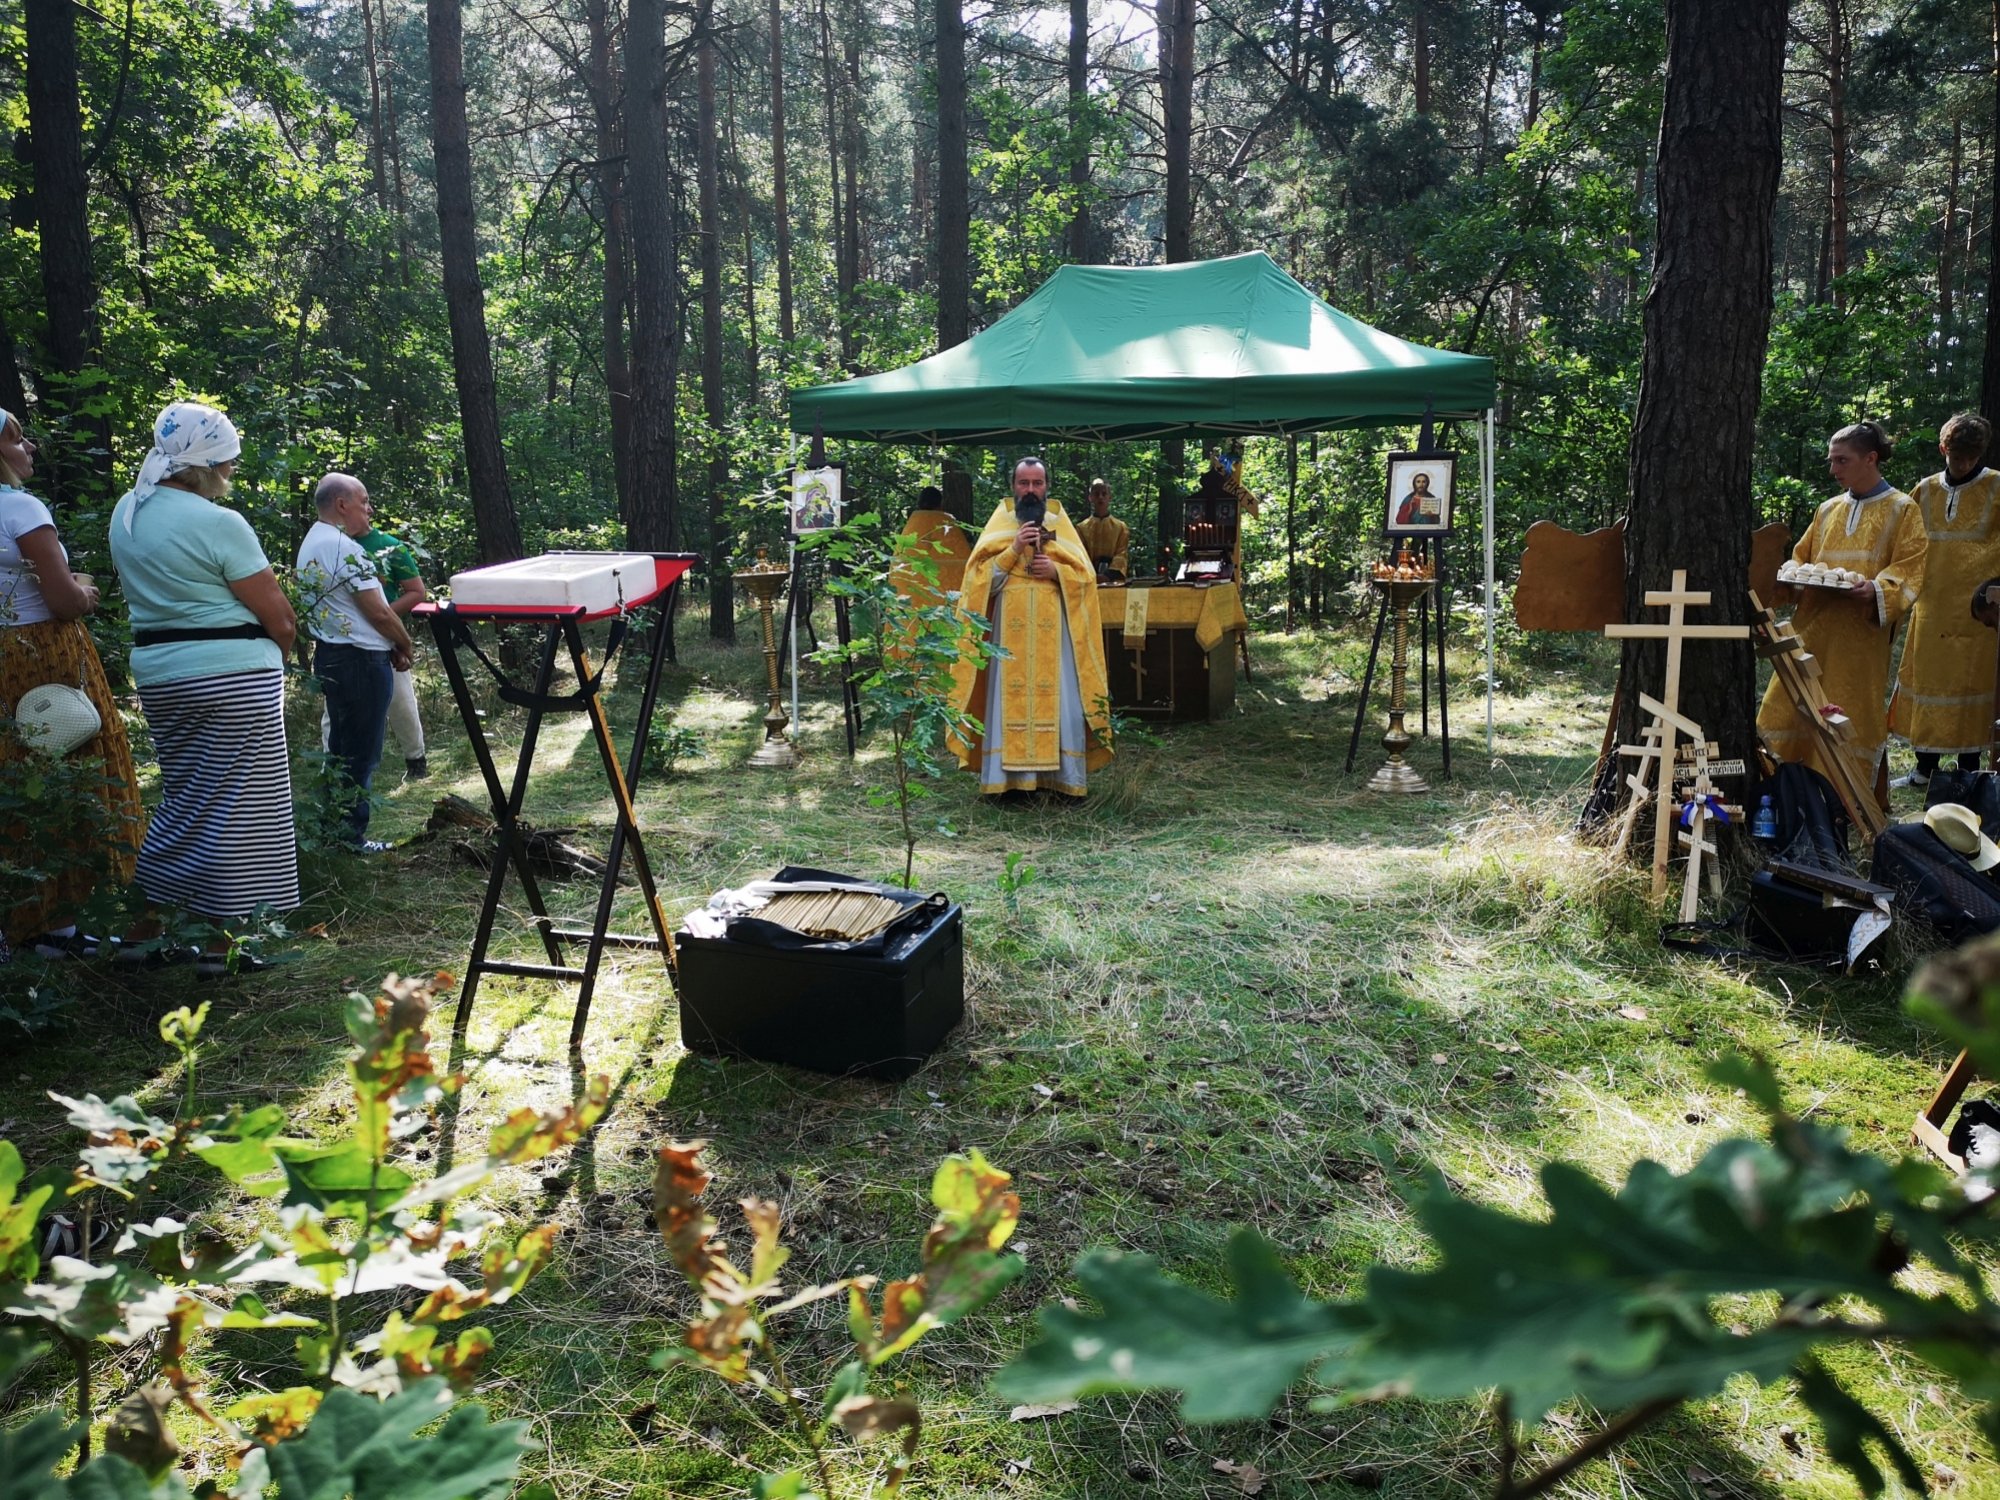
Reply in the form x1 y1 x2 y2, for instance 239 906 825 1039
1015 495 1047 555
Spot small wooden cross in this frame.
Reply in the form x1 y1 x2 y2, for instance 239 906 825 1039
1673 749 1745 922
1605 575 1749 896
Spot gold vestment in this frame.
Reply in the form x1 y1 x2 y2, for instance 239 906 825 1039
947 499 1113 793
1756 487 1928 779
1888 470 2000 755
1075 513 1130 576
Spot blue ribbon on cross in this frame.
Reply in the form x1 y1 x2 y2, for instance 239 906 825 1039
1680 794 1730 830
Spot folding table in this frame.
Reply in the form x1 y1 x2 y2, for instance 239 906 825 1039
419 552 698 1051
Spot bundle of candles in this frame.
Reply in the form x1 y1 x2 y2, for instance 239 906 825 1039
1185 520 1225 550
759 888 908 942
1371 544 1436 581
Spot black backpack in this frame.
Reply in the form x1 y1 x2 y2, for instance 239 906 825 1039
1744 761 1854 872
1869 773 2000 949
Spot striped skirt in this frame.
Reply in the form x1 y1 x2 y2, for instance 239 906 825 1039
135 670 299 920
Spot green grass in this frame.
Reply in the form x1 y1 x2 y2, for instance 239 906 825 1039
3 611 1992 1500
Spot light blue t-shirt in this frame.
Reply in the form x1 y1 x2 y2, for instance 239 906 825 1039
109 484 283 687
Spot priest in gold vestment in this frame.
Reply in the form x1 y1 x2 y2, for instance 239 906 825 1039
1888 413 2000 783
948 458 1114 798
1757 422 1928 787
1074 478 1129 580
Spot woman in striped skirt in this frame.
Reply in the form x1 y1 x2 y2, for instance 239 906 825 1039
108 402 300 933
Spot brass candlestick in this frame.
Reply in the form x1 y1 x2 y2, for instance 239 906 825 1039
1366 574 1434 794
734 546 796 768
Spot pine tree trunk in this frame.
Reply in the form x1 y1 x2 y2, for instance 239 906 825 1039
842 28 863 301
1617 0 1785 776
770 0 795 344
426 0 523 563
585 0 633 523
1159 0 1194 265
1157 0 1194 544
24 0 111 497
1982 0 2000 428
1826 0 1850 308
730 90 759 400
1476 0 1500 175
1526 17 1544 132
625 0 681 550
936 0 970 348
1413 3 1430 117
818 0 850 363
1944 116 1962 370
360 0 391 206
698 20 734 642
1068 0 1091 262
377 0 415 273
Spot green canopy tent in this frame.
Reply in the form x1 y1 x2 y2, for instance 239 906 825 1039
788 252 1502 749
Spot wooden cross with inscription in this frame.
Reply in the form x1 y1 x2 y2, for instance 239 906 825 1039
1604 572 1751 898
1673 741 1745 922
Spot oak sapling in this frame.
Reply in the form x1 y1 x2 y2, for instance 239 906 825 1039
0 974 607 1497
652 1141 1023 1499
807 511 996 889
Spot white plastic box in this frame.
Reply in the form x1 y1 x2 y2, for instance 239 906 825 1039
448 552 665 616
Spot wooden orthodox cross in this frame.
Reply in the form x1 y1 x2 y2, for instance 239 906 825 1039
1603 572 1751 897
1672 740 1745 922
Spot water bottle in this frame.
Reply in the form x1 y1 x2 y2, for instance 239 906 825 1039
1751 795 1778 842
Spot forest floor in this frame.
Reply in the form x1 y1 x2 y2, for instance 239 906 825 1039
4 607 1990 1500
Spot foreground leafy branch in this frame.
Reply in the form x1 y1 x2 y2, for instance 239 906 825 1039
999 943 2000 1499
652 1141 1023 1498
1 975 608 1497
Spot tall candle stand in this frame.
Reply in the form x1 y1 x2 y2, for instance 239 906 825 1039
1366 558 1435 795
734 547 796 768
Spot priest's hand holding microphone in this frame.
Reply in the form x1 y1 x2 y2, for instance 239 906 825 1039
1011 465 1058 580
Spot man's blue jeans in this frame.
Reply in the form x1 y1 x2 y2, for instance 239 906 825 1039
315 641 393 842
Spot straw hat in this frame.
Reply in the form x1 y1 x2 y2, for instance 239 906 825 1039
1924 803 2000 872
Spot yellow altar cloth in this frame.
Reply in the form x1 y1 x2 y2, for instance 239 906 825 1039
1111 581 1247 653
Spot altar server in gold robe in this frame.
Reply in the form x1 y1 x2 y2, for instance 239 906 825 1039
948 458 1113 798
1074 478 1129 580
1757 421 1928 788
1889 414 2000 785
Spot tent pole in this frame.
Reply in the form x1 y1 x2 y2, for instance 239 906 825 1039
1483 408 1496 758
788 432 801 741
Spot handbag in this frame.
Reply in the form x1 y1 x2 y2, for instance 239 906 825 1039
13 679 101 755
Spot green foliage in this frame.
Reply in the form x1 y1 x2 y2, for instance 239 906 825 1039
651 1141 1023 1499
0 973 604 1497
807 513 996 889
643 721 703 778
0 1366 530 1500
1000 953 2000 1499
995 851 1037 916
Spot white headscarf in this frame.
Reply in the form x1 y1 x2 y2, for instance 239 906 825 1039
124 401 241 534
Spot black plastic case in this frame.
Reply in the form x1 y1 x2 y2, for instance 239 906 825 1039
675 902 964 1080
